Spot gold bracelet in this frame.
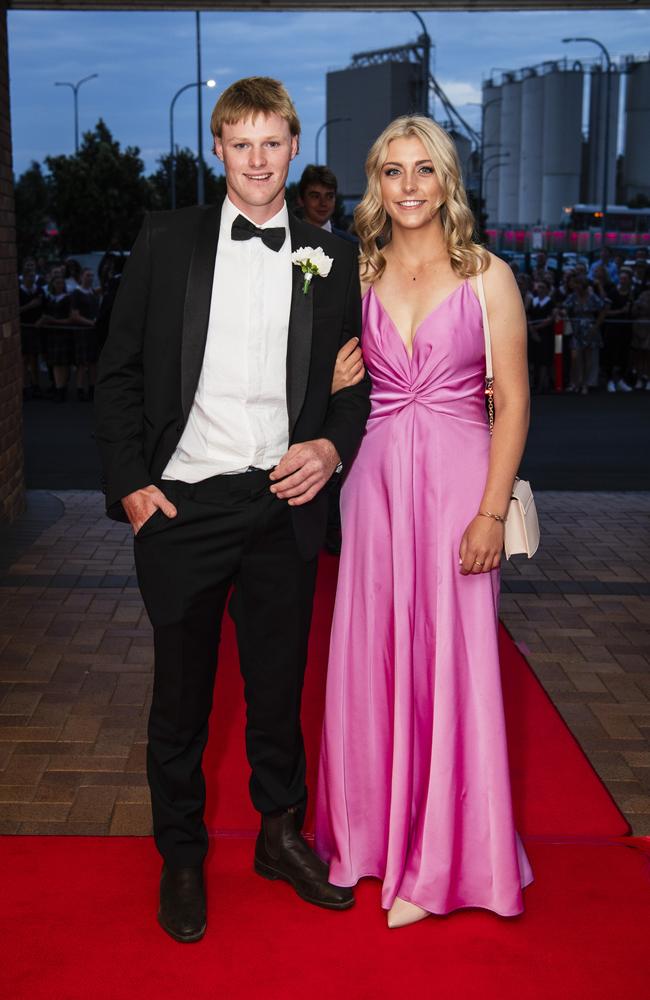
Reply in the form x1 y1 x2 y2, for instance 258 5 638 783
479 510 507 523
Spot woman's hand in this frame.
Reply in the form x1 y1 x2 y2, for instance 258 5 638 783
459 515 504 575
331 338 365 394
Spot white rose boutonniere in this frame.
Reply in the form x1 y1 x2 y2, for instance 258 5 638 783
291 246 334 295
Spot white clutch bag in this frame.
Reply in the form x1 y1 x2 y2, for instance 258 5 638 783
504 477 540 560
476 272 540 561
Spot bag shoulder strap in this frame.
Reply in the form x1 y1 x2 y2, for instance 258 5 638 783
476 270 493 380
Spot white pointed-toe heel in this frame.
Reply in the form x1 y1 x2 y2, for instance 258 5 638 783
387 897 429 929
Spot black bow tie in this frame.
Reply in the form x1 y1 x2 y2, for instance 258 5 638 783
231 214 286 252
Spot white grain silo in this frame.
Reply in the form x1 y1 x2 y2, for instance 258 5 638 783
541 65 583 225
518 69 544 224
482 80 502 225
587 66 620 206
497 75 522 224
623 58 650 202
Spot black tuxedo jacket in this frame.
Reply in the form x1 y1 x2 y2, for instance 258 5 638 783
331 225 358 246
95 200 371 559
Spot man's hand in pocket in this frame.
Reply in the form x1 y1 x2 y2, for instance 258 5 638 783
122 485 177 535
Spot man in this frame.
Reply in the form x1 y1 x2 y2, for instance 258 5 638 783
95 77 370 943
588 246 618 284
297 163 357 243
296 164 359 554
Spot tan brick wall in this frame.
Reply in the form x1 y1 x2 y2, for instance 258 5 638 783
0 10 25 522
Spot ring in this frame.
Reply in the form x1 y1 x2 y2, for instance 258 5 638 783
474 560 484 566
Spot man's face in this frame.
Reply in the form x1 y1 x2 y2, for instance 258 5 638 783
215 112 298 220
300 183 336 227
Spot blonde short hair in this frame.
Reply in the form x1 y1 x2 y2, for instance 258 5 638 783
354 115 489 283
210 76 301 139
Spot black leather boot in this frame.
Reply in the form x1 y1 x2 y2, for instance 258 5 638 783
254 807 354 911
158 864 206 943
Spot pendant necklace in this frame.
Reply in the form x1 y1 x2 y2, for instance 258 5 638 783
392 254 439 283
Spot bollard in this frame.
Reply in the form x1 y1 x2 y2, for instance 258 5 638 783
554 316 564 393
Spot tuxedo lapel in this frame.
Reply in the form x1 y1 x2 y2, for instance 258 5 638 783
286 215 314 436
181 203 222 419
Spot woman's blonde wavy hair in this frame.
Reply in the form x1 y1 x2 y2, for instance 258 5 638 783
355 115 489 284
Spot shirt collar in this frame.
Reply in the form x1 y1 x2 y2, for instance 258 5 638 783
321 219 333 233
222 194 289 235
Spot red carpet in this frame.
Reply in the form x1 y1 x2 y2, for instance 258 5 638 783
1 836 648 999
1 554 647 999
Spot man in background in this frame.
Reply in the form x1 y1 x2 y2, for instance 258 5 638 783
296 164 359 554
297 164 357 244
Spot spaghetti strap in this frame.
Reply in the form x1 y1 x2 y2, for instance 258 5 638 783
476 270 493 379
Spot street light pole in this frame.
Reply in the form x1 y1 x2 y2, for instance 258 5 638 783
195 11 205 206
468 97 501 228
54 73 98 153
410 10 431 116
315 117 351 166
169 79 216 210
562 36 612 245
484 158 509 185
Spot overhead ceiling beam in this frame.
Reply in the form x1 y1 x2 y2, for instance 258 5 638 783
7 1 649 10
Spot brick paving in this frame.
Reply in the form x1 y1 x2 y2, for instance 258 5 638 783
0 490 649 837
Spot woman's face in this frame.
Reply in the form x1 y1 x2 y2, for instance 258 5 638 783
379 134 445 233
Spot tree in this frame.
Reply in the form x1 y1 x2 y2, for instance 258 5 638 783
45 119 151 253
14 161 51 262
149 148 226 210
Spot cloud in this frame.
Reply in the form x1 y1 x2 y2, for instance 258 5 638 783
438 81 482 107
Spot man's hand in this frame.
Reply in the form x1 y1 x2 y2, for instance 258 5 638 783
270 439 340 506
331 338 365 394
121 484 177 535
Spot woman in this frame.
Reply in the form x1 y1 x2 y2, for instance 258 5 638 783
37 268 72 403
528 278 556 393
563 275 605 395
19 262 44 399
603 269 634 393
630 286 650 389
70 267 100 401
316 115 533 927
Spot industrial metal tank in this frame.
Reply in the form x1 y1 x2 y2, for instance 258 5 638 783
623 58 650 202
541 65 583 225
482 80 502 225
497 75 522 224
587 66 620 207
518 69 544 225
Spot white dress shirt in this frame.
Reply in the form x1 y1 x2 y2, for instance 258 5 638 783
163 196 292 482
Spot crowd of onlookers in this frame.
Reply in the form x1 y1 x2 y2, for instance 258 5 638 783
512 245 650 396
18 163 355 407
20 224 650 405
19 253 126 402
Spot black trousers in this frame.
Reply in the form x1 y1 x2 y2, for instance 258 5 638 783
133 470 318 868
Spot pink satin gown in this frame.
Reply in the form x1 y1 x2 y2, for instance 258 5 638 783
315 278 534 916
